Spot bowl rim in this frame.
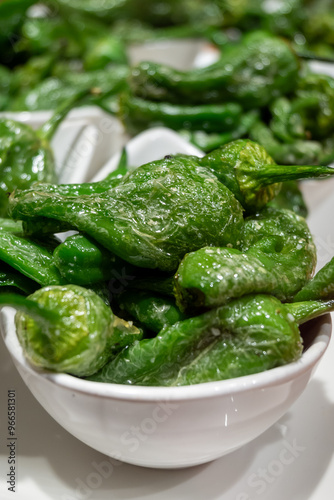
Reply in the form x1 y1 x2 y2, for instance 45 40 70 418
1 307 331 403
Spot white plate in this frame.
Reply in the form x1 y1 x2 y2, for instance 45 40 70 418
1 129 334 498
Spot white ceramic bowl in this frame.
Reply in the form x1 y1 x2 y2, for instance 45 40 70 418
0 307 331 469
0 127 332 468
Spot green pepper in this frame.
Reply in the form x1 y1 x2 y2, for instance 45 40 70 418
129 31 299 108
53 234 115 286
88 294 304 386
18 154 129 238
0 229 64 287
116 290 187 334
0 262 38 295
174 224 315 312
292 72 334 140
249 120 325 165
176 204 316 309
293 255 334 302
199 139 334 212
9 155 245 272
0 285 143 376
118 92 243 135
0 89 91 217
53 233 139 286
173 296 334 386
16 14 82 58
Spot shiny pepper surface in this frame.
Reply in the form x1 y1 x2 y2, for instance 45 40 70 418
9 155 244 272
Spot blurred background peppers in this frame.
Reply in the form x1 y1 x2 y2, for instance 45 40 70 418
0 0 334 168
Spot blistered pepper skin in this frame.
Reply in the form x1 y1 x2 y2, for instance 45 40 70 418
89 294 303 386
0 285 143 377
9 156 245 272
174 206 316 311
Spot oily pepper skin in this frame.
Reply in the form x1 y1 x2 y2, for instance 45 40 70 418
53 234 118 286
9 155 245 272
88 294 304 386
174 232 314 312
0 285 143 377
19 155 129 238
174 205 316 312
129 31 299 108
173 295 334 386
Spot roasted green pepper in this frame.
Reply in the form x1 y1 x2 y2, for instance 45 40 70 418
0 285 143 376
88 294 307 386
129 31 299 108
8 154 245 272
199 139 334 212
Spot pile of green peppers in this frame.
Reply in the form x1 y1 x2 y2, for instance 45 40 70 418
1 0 334 387
0 1 334 169
2 138 334 386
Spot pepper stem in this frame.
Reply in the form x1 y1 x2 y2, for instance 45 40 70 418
285 300 334 325
0 293 60 328
257 164 334 187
